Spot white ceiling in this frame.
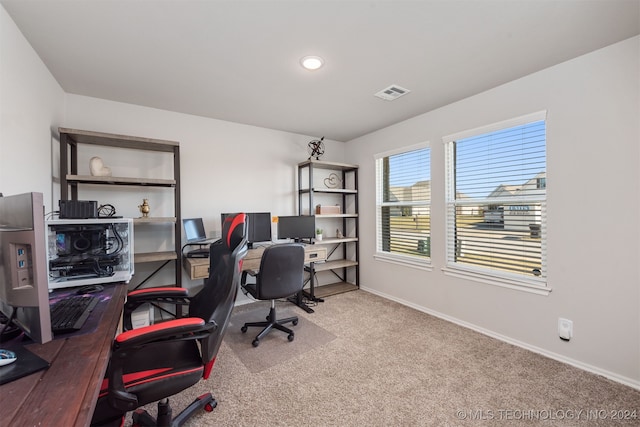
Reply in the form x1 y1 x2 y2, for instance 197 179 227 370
3 0 639 142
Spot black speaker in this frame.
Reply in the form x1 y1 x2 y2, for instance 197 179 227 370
59 200 98 219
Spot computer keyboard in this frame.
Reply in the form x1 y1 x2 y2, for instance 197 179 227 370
50 295 99 334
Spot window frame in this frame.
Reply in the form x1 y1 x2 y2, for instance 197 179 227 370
374 142 432 270
442 111 550 295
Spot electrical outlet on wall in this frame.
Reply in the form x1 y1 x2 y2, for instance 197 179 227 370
558 318 573 341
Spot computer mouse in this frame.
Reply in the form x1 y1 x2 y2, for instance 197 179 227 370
0 349 17 366
76 284 104 295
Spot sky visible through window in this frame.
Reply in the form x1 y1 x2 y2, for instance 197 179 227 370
388 121 545 199
455 120 546 199
388 148 430 187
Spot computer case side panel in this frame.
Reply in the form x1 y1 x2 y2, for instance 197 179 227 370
46 218 134 289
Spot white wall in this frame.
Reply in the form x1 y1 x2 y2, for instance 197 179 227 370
63 95 345 223
62 96 345 290
345 36 640 387
0 5 65 210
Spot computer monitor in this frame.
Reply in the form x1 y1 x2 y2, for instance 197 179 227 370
0 192 52 344
221 212 271 249
247 212 272 247
277 215 315 242
183 218 207 243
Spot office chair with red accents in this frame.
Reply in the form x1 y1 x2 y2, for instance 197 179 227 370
90 213 248 427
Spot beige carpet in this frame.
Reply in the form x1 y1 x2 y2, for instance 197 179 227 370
126 290 640 426
224 300 336 373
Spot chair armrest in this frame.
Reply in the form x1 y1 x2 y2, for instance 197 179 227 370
128 286 189 301
240 269 259 288
123 287 191 330
115 317 213 348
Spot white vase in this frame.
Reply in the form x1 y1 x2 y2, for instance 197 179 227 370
89 156 112 177
316 234 323 241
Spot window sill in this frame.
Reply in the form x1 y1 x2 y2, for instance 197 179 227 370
442 265 551 296
374 252 433 271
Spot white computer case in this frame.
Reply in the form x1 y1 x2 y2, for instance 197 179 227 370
46 218 134 289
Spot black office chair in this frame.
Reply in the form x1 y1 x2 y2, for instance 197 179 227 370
90 213 248 427
241 243 305 347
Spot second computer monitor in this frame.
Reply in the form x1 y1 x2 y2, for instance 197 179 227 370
277 215 315 242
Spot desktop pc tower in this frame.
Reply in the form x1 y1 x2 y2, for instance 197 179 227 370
46 218 134 289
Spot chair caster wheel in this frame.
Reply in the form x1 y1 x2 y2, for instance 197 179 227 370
204 400 217 412
252 339 260 347
292 319 298 326
241 326 247 333
288 333 294 342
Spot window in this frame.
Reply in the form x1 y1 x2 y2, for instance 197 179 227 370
444 112 547 292
375 144 431 267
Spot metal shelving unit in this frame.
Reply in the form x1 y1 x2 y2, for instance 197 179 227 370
298 160 359 297
58 127 182 288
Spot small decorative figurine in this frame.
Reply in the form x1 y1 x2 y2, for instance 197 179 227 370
324 172 342 189
307 136 325 160
336 229 343 239
138 199 150 217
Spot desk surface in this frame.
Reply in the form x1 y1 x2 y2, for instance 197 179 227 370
1 283 127 427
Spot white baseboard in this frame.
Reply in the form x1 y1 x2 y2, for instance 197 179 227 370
360 286 640 391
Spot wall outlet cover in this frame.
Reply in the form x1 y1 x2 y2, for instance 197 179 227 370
558 318 573 341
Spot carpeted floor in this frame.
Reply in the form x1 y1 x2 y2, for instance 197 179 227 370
224 301 336 373
127 290 640 426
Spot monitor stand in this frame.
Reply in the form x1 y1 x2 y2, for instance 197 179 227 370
0 315 21 342
293 238 312 244
186 248 210 258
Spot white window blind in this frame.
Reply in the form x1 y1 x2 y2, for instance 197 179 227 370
445 113 547 285
375 144 431 262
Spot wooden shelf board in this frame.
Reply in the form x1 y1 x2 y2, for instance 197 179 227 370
66 175 176 187
59 127 179 152
298 160 358 171
309 188 357 194
133 217 177 224
315 213 358 218
313 282 359 298
315 237 358 245
134 251 177 263
313 259 358 272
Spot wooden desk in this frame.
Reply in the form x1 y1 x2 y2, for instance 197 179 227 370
1 283 127 427
184 244 327 313
184 244 327 280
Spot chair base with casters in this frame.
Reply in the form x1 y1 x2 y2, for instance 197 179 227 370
131 394 217 427
241 300 299 347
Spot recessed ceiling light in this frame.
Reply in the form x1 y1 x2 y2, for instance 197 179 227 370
300 56 324 71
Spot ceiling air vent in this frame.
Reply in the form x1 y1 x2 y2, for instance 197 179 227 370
374 84 410 101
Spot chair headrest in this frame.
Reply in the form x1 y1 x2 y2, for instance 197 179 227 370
222 212 247 250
